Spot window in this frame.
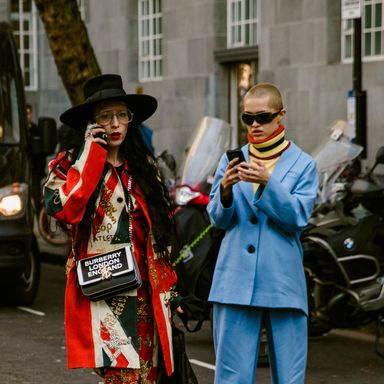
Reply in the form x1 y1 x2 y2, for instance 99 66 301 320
227 0 258 48
10 0 38 90
342 0 384 61
138 0 163 81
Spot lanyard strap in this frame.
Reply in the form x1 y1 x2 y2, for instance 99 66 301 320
72 174 134 262
126 176 133 244
172 223 213 267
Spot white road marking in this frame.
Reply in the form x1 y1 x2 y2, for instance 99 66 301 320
17 306 45 316
189 359 216 371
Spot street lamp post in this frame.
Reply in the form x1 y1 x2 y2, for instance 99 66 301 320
342 0 367 158
353 16 367 158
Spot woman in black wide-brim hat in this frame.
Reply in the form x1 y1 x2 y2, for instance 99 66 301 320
43 74 179 383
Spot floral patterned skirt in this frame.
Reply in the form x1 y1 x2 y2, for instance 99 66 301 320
103 282 158 384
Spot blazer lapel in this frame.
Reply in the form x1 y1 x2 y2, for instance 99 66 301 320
237 143 302 212
270 142 301 182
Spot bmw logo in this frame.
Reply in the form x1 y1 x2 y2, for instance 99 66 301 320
344 237 355 250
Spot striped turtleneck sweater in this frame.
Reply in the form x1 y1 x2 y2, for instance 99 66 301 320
248 125 291 192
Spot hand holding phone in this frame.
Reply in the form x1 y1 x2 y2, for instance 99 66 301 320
221 149 244 190
86 122 107 146
94 131 108 141
226 149 246 164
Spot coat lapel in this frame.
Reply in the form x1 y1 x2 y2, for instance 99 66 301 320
269 142 301 182
238 143 302 212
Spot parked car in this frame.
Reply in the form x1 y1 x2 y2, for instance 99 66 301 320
0 21 56 305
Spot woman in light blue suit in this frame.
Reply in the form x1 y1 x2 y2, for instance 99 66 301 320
207 83 319 384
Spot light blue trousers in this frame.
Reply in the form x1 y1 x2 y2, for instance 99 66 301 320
213 304 308 384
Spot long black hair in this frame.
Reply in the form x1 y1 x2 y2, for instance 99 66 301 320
121 122 175 256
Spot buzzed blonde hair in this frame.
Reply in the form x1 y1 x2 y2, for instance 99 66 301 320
245 83 284 110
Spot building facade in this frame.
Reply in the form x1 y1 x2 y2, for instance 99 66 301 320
1 0 383 166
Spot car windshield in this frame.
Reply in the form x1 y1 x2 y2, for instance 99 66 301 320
0 34 21 145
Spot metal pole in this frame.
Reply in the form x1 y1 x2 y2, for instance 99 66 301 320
353 17 362 92
353 17 367 158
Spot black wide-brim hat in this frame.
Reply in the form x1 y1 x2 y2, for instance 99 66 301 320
60 74 157 129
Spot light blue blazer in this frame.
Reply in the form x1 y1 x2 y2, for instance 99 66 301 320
207 142 319 315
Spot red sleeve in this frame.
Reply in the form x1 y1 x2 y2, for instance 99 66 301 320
44 141 108 224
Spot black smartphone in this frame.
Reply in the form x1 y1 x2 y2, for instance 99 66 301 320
94 131 108 141
226 149 246 164
88 121 107 141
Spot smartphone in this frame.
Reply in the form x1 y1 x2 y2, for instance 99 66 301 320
94 131 108 141
87 121 107 141
226 149 246 164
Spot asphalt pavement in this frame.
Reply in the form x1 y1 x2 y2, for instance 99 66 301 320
1 227 384 383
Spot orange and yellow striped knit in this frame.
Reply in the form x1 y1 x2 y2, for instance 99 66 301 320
248 125 290 192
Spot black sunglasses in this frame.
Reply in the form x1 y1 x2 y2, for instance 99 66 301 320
241 110 281 125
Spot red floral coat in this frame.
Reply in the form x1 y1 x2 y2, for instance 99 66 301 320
43 141 177 376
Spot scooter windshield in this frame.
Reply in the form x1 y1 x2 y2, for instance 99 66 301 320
179 116 231 195
311 124 363 207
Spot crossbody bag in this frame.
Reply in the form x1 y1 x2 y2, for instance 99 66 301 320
76 176 142 301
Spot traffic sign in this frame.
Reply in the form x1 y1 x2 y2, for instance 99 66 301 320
342 0 362 19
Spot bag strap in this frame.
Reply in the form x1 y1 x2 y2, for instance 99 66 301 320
73 173 134 262
72 164 109 262
117 172 136 256
172 223 213 267
121 175 133 244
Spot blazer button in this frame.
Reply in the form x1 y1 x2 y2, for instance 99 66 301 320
247 245 255 253
250 216 258 224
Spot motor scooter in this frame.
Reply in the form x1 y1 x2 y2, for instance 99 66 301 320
303 123 384 358
170 117 229 327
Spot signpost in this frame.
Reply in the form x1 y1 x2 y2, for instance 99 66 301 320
341 0 362 19
342 0 367 157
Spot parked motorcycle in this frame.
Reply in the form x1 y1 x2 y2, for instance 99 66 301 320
303 123 384 356
170 117 230 328
156 149 177 192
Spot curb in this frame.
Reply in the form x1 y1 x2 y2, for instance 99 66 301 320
330 328 383 344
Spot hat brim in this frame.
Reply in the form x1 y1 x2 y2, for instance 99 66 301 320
59 94 157 130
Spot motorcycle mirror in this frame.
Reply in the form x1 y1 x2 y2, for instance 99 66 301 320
375 146 384 165
164 153 176 172
366 146 384 178
157 150 176 172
